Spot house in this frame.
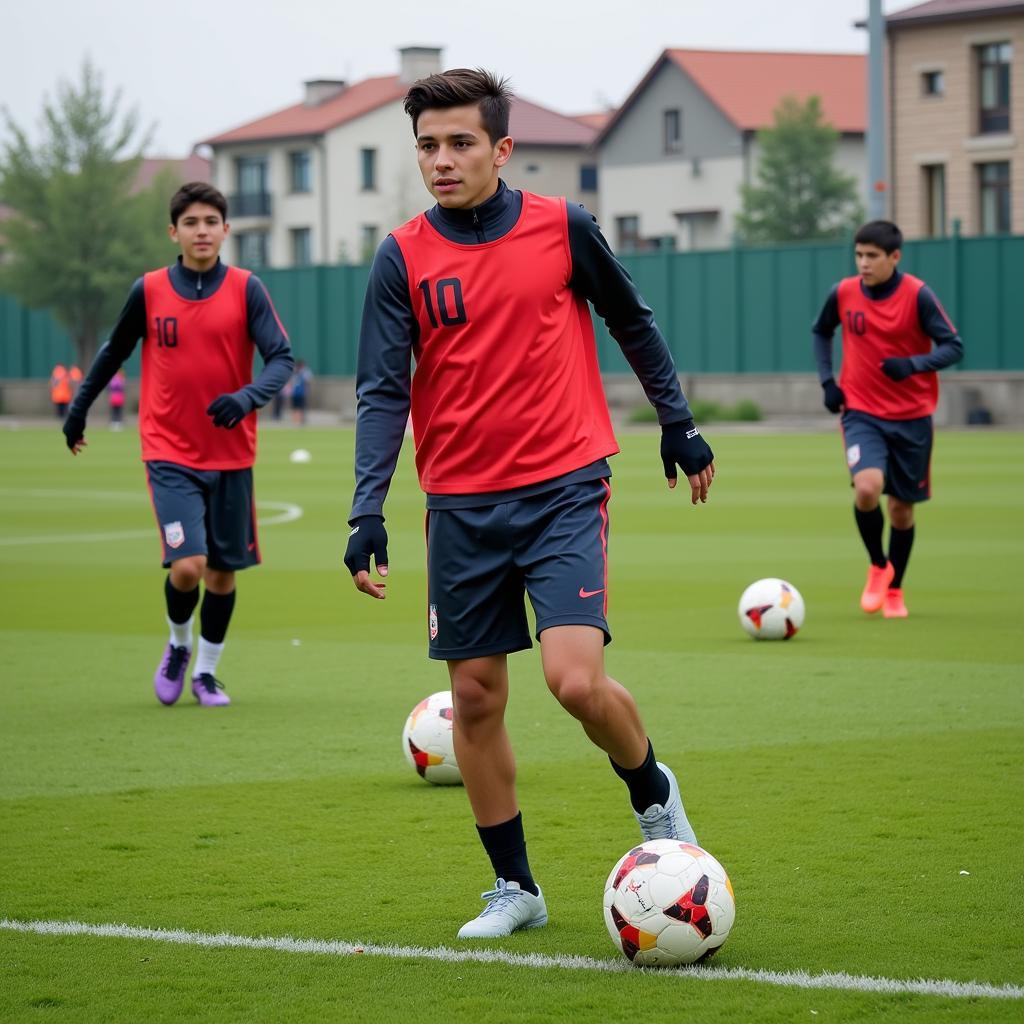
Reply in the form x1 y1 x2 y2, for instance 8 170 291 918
593 49 867 251
133 153 212 193
202 47 598 268
885 0 1024 237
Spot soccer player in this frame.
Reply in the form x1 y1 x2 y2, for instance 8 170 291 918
813 220 963 618
343 70 716 939
62 182 293 706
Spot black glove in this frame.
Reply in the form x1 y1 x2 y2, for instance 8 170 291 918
206 393 248 429
344 515 389 576
63 412 86 450
881 357 915 382
660 419 714 480
821 378 845 414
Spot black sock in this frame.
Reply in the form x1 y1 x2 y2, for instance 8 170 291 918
200 588 236 645
854 506 887 567
888 525 915 589
611 740 669 814
165 576 200 625
476 812 538 895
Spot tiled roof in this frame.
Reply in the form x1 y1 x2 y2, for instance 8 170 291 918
203 76 407 144
573 111 615 131
134 154 212 192
597 49 866 144
509 97 597 146
888 0 1024 23
204 78 595 147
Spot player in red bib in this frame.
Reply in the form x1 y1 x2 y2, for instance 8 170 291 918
344 69 716 939
813 220 963 618
62 183 293 706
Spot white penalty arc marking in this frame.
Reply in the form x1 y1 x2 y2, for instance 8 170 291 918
1 918 1021 1002
0 493 302 547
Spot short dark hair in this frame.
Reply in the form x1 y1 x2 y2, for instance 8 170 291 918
170 182 228 225
403 68 513 145
855 220 903 253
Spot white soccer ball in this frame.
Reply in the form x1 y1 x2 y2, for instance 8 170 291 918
289 448 312 463
738 577 805 640
604 840 736 967
401 690 461 786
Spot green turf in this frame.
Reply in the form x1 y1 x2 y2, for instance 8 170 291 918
1 425 1022 1023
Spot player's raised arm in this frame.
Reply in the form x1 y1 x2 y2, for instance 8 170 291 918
565 203 714 503
62 279 146 454
344 236 417 596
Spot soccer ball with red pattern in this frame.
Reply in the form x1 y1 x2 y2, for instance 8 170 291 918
401 691 462 786
738 577 805 640
604 840 736 966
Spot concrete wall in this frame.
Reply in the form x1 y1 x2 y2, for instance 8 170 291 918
8 373 1022 427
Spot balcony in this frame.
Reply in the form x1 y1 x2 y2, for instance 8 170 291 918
229 192 272 218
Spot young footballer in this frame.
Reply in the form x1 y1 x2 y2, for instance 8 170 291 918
344 70 716 939
813 220 963 618
63 182 293 705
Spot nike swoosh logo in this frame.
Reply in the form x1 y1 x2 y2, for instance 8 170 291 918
579 587 605 599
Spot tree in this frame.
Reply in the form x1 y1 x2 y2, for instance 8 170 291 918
0 59 173 366
735 95 863 245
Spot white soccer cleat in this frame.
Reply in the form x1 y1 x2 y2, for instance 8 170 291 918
456 878 548 939
635 762 698 845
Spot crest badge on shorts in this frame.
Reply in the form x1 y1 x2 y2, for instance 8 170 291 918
429 603 438 641
846 444 861 468
163 520 185 549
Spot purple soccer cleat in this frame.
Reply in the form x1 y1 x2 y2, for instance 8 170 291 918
192 673 231 707
154 644 191 705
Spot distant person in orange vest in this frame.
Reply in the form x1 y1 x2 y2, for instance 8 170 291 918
107 369 126 431
50 364 73 418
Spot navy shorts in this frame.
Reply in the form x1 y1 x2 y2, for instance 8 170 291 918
145 461 260 570
425 479 612 661
840 410 933 503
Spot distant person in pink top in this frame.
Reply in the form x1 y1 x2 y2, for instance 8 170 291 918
107 369 126 431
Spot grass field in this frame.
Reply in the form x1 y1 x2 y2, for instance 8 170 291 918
1 424 1022 1023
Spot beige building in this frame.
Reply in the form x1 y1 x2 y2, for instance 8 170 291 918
202 47 597 269
888 0 1024 237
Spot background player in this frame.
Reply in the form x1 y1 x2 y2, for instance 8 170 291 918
62 182 293 705
344 69 715 939
813 219 963 618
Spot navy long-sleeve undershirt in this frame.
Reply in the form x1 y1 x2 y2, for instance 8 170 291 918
812 270 964 383
350 180 691 521
69 257 293 421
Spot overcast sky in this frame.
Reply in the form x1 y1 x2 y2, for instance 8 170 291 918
3 0 921 155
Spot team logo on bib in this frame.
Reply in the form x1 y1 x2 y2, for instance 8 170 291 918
846 444 861 468
429 603 438 641
163 521 185 549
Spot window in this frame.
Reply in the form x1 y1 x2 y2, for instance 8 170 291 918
922 70 945 97
237 230 269 268
291 227 312 266
978 42 1012 133
290 151 312 193
978 161 1011 234
615 215 640 251
580 165 598 192
360 224 378 263
663 109 682 153
360 148 377 191
233 157 270 215
923 165 946 237
525 163 540 173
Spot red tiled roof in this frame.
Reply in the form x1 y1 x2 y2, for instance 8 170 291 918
888 0 1024 23
204 76 595 148
509 97 597 146
573 111 615 131
203 76 407 144
133 154 212 192
597 49 866 144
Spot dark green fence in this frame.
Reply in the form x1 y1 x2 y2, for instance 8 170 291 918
3 234 1023 377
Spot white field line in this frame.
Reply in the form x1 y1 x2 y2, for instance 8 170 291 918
0 490 302 547
1 918 1021 1001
